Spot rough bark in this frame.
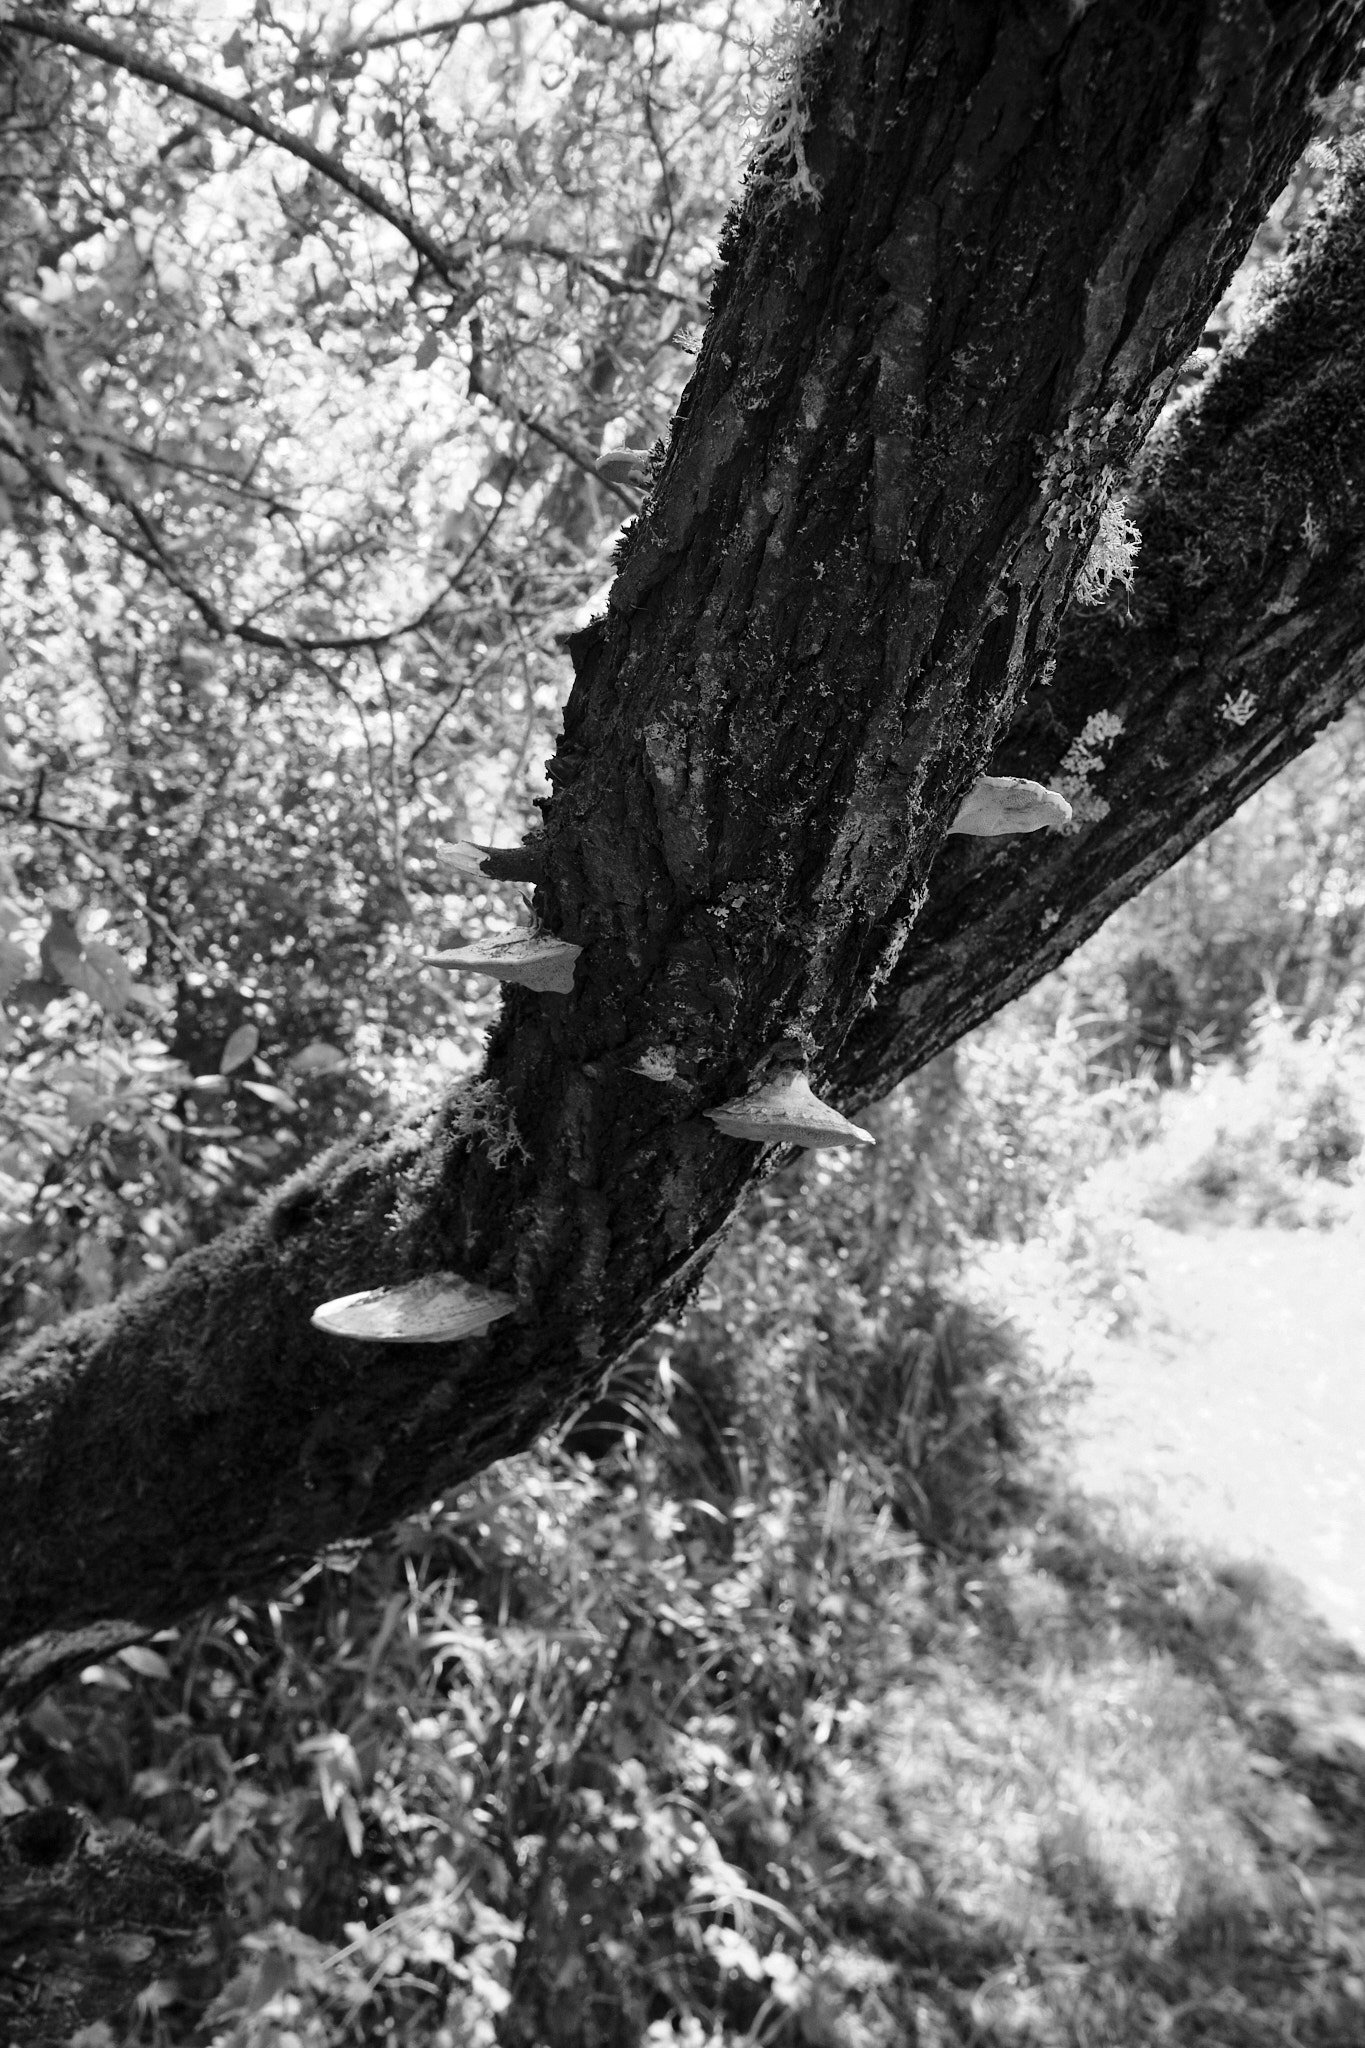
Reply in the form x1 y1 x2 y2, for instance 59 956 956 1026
838 146 1365 1100
4 0 1365 1711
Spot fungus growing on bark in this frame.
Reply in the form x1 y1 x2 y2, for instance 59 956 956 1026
448 841 497 879
312 1273 516 1344
947 775 1073 836
706 1072 874 1149
425 932 582 993
595 446 652 485
447 841 546 883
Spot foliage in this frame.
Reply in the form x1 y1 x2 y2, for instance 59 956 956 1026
8 1274 1365 2044
0 976 1224 2045
1108 1000 1365 1233
0 0 777 1344
4 882 1363 2044
1067 698 1365 1074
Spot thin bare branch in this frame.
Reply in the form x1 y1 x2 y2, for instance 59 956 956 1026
466 343 639 506
7 8 470 293
20 811 209 977
350 0 678 56
5 433 491 655
496 235 696 303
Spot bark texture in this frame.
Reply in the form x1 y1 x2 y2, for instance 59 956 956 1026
4 0 1365 1709
839 147 1365 1100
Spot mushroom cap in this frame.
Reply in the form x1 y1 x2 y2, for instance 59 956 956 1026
948 776 1073 836
312 1273 516 1344
705 1072 875 1150
425 932 582 993
595 447 651 484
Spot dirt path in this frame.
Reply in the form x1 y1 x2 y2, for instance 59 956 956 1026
1068 1214 1365 1651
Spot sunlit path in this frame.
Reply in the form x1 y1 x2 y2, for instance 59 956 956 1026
1070 1214 1365 1650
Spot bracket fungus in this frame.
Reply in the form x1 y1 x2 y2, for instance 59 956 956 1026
948 776 1073 836
595 446 652 486
706 1072 875 1151
311 1273 516 1344
448 840 499 880
425 932 582 994
448 840 545 884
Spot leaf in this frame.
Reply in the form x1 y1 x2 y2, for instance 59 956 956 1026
220 1022 260 1073
10 977 61 1013
133 1979 180 2018
77 1663 132 1691
414 331 441 370
116 1643 173 1680
221 27 248 68
63 1086 117 1129
70 939 135 1017
38 907 83 987
240 1079 299 1111
288 1040 347 1074
37 917 135 1016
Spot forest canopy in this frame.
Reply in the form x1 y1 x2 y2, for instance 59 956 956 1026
2 0 749 1340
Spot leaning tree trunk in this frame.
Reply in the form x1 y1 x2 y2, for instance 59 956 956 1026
4 0 1365 1711
841 148 1365 1099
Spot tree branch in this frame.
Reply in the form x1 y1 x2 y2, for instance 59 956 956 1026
5 9 471 294
496 235 697 304
835 155 1365 1105
5 433 494 655
350 0 680 56
467 337 639 505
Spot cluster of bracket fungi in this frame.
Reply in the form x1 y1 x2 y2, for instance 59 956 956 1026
311 486 1074 1349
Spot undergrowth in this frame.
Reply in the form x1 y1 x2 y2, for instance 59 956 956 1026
5 994 1365 2045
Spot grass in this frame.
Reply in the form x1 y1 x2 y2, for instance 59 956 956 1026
7 1340 1365 2044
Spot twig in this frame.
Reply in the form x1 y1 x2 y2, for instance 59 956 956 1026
495 235 695 304
7 8 469 293
466 339 638 507
351 0 678 56
6 435 495 657
33 815 208 977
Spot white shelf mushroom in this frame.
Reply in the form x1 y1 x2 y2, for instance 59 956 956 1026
948 776 1072 836
312 1273 516 1344
706 1072 875 1151
425 932 582 994
447 840 545 884
448 840 497 879
595 446 652 485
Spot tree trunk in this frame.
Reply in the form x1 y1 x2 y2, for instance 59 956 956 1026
4 0 1365 1711
840 145 1365 1099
